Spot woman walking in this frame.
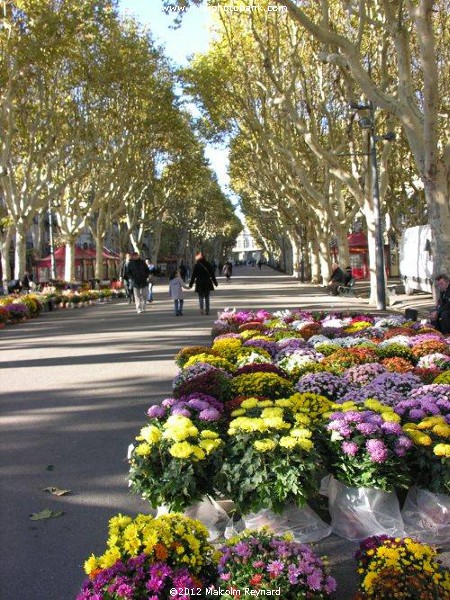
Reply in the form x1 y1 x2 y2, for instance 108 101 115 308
189 253 218 315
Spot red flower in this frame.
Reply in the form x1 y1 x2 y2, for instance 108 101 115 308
249 573 263 586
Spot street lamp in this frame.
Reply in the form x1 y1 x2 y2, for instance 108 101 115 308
48 199 57 280
350 101 394 310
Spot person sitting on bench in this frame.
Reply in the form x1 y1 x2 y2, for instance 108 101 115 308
328 263 345 295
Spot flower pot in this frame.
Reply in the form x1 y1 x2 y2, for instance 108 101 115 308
323 475 405 540
242 504 332 543
402 486 450 546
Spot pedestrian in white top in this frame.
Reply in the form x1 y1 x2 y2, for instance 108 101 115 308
169 269 189 316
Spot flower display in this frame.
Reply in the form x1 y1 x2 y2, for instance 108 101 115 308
243 337 279 358
172 363 233 401
320 348 378 374
211 337 244 361
417 352 450 370
216 529 336 599
294 371 352 402
322 408 413 491
403 416 450 494
78 513 217 599
231 371 293 400
376 342 416 363
343 363 388 387
381 356 415 372
216 397 322 513
353 535 450 599
234 363 288 379
174 346 220 368
184 352 235 373
0 306 8 324
3 301 28 321
411 339 449 359
129 396 225 511
434 371 450 384
394 387 450 424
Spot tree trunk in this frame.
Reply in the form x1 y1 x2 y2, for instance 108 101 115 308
64 242 75 282
1 225 14 290
425 164 450 281
14 226 27 280
95 240 104 281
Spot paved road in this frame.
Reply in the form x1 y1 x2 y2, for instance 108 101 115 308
0 267 440 599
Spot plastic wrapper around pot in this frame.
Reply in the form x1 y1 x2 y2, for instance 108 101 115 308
156 496 229 541
402 486 450 547
321 475 405 541
239 504 332 543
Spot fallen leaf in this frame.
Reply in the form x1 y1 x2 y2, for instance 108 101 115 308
46 465 55 471
42 486 71 496
29 508 64 521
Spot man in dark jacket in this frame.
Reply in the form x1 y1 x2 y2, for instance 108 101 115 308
126 253 150 314
431 274 450 334
327 263 345 295
189 252 218 315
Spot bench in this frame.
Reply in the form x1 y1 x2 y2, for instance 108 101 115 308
337 278 356 296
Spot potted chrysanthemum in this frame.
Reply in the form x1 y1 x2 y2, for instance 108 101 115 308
215 528 337 599
215 397 323 516
128 394 226 512
319 403 414 539
77 513 218 599
353 534 450 599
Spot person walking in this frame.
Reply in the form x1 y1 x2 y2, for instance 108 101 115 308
222 261 233 283
120 253 133 304
126 253 150 314
430 273 450 334
327 263 345 295
189 252 218 315
169 269 189 316
179 260 187 282
145 259 156 303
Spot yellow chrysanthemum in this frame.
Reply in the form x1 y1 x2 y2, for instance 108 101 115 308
263 416 290 430
433 443 450 457
364 399 386 412
240 398 259 409
139 424 162 444
433 423 450 438
163 415 198 442
169 441 196 459
274 399 293 408
417 416 443 429
253 438 277 452
99 547 121 569
200 430 219 439
381 412 401 423
258 400 275 407
296 438 314 451
294 413 311 426
84 554 100 575
403 422 418 431
134 442 152 457
198 438 222 454
191 446 206 460
230 408 246 417
260 407 284 418
290 427 312 439
279 436 297 449
229 416 267 433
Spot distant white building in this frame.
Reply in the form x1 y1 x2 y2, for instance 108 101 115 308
232 225 262 263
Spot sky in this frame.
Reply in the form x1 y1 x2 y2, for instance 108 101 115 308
118 0 231 194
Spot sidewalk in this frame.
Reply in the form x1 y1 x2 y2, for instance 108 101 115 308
0 266 444 600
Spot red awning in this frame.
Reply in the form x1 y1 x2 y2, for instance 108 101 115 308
35 246 119 268
347 232 368 248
